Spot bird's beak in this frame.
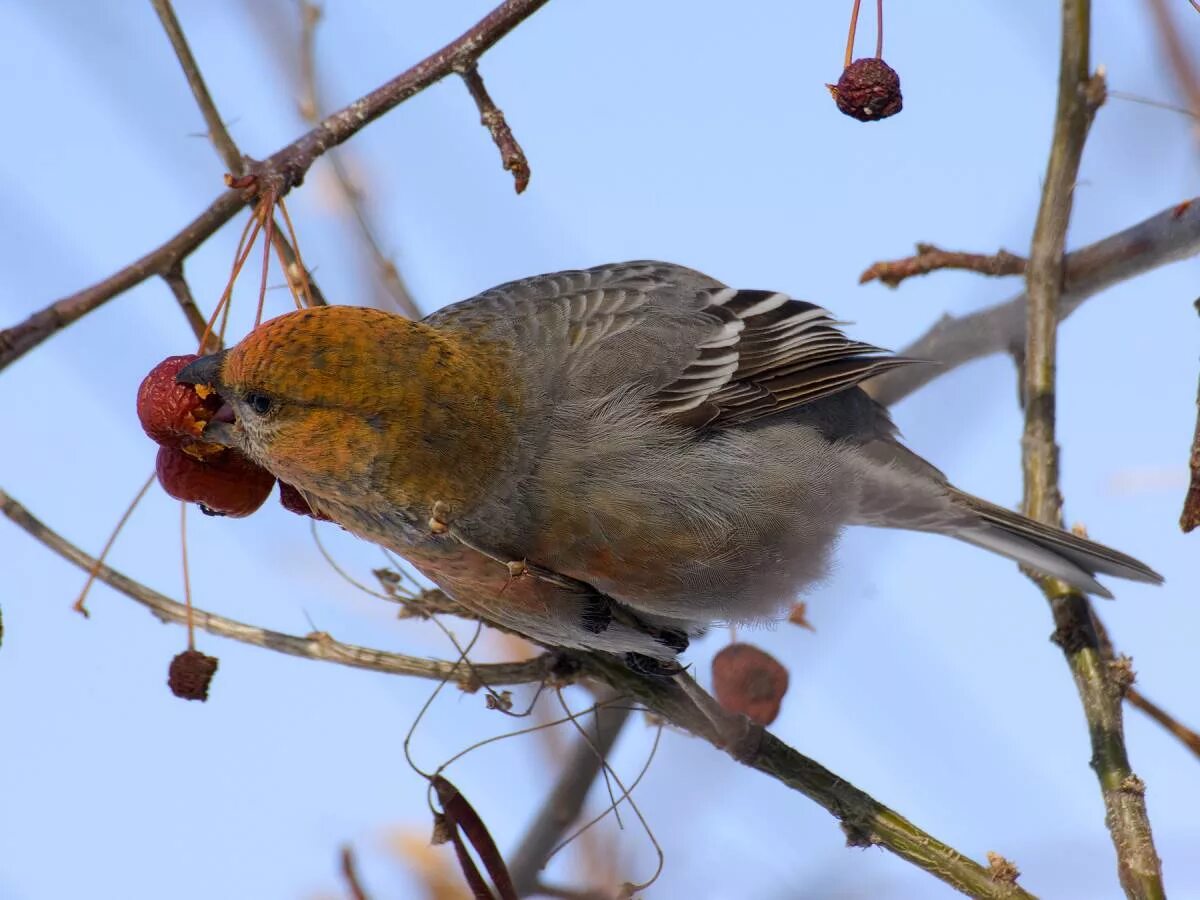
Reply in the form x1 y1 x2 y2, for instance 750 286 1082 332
176 351 239 447
175 350 229 390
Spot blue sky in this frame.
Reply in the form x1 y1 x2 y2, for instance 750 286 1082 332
1 2 1198 898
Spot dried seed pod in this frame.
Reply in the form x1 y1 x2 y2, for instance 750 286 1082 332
137 355 225 458
156 445 276 518
829 58 903 122
168 648 219 701
712 642 789 726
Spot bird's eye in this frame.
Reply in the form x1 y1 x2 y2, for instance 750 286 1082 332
244 391 272 416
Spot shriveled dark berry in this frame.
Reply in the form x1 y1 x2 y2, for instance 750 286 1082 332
829 58 903 122
168 649 219 702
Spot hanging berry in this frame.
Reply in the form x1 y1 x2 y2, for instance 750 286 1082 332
827 0 902 122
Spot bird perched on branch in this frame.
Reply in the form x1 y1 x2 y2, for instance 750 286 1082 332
177 261 1161 674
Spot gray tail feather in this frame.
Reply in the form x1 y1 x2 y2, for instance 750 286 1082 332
949 492 1163 598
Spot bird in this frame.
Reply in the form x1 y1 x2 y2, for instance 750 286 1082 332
176 260 1161 674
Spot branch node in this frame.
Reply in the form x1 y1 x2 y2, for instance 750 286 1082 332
460 65 531 193
986 851 1022 885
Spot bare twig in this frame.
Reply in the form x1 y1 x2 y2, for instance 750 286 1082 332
162 265 221 353
0 487 549 688
1128 688 1200 760
509 700 631 895
294 1 420 317
866 196 1200 406
1020 3 1164 897
460 64 532 194
150 0 325 310
860 244 1026 288
0 0 552 373
340 845 371 900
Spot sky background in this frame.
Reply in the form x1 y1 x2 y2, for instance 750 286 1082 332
1 2 1199 898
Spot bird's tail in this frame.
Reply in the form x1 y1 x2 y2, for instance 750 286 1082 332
945 491 1163 598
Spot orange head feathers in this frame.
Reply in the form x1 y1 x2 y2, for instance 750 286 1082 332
177 305 520 522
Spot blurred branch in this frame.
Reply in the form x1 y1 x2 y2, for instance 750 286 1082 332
866 196 1200 406
1019 3 1164 898
459 64 532 194
0 483 1032 898
162 264 221 353
0 0 551 373
294 1 421 317
1181 298 1200 531
860 244 1026 288
1145 0 1200 121
340 846 372 900
0 487 550 688
1128 688 1200 760
150 0 327 310
509 699 631 896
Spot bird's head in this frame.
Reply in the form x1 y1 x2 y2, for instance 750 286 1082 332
176 305 520 520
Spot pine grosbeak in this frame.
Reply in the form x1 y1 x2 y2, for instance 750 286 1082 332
176 261 1161 673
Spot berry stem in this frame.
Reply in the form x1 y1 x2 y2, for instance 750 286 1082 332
74 473 156 616
255 196 275 327
875 0 884 59
179 500 196 650
843 0 862 68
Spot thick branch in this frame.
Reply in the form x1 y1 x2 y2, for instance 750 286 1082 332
866 196 1200 406
860 244 1026 288
0 0 551 373
509 700 630 895
1181 300 1200 531
1020 4 1164 898
1 485 1032 898
0 487 548 688
576 659 1035 900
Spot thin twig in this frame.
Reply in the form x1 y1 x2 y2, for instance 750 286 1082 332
865 195 1200 406
459 64 532 194
0 0 552 373
294 1 420 317
1128 688 1200 760
162 265 221 352
509 699 631 895
1145 0 1200 121
340 845 371 900
0 487 549 688
1020 4 1164 897
860 244 1026 288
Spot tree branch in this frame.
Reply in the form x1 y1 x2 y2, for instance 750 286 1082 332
860 244 1026 288
0 0 552 374
1020 4 1164 897
0 483 1033 898
1181 299 1200 531
866 196 1200 406
294 1 421 318
0 487 549 688
150 0 326 310
508 699 631 896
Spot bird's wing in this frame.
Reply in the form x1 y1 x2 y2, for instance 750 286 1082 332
428 260 921 426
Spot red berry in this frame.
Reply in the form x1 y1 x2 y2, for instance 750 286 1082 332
137 355 224 457
712 642 789 726
829 58 903 122
155 445 275 518
278 481 330 521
